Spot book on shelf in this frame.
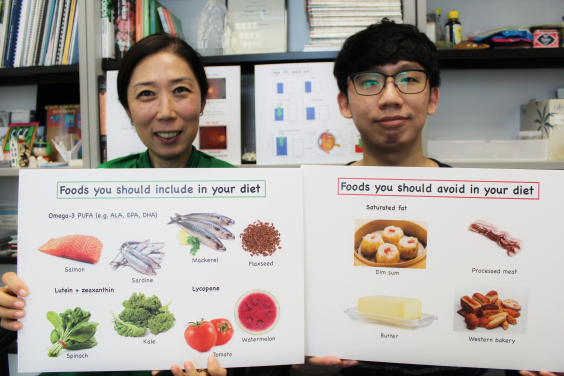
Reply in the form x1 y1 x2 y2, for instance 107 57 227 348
0 0 13 67
157 5 169 34
61 0 77 64
3 0 22 68
135 0 142 42
101 0 116 59
98 75 107 164
149 0 163 34
142 0 149 38
115 0 135 58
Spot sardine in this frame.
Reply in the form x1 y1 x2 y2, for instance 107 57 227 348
111 241 165 268
176 213 235 226
168 217 226 251
120 250 156 275
175 216 235 240
126 247 160 269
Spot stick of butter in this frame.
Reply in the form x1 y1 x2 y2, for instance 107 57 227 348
358 295 422 319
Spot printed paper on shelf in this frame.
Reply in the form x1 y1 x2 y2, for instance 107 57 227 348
17 167 304 372
255 62 362 165
106 67 242 165
302 165 564 372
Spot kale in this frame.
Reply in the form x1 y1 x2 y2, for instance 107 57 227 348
113 293 173 337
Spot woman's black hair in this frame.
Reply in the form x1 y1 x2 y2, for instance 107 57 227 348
117 33 209 111
333 19 441 96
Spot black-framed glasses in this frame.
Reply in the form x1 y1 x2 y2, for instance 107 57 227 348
348 69 430 96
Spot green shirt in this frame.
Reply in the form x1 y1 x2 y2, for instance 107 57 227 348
39 148 233 376
97 147 235 169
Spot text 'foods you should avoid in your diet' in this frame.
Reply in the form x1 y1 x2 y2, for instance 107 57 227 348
110 240 165 275
169 213 235 254
354 220 427 268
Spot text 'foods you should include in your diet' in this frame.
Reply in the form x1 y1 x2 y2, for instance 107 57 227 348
354 220 427 268
468 220 522 257
345 295 437 329
457 290 523 332
111 293 175 337
110 240 165 275
235 290 280 335
38 235 103 264
169 213 235 254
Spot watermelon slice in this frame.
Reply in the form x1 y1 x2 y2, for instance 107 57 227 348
234 290 279 335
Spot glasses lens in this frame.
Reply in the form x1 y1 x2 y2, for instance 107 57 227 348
395 71 427 93
353 73 385 95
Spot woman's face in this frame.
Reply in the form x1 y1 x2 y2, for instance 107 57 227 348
126 51 204 167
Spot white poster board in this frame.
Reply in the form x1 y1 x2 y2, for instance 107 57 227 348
106 66 242 166
255 63 362 165
17 168 303 372
302 165 564 372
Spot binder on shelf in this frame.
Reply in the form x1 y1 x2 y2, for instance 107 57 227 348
30 0 49 66
55 0 71 65
67 3 78 65
0 0 13 68
61 0 77 64
13 0 31 67
3 0 22 68
38 0 56 66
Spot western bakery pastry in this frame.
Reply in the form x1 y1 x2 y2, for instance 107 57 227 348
376 243 400 264
485 290 498 304
382 226 404 246
397 236 419 260
460 296 481 315
472 293 489 306
360 233 384 258
465 314 478 329
501 298 521 311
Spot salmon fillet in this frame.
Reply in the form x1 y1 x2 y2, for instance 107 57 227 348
38 235 102 264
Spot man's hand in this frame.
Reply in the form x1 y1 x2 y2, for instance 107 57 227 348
0 272 28 331
292 356 358 376
520 372 564 376
152 355 227 376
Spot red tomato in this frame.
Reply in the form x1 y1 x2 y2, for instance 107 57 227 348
184 319 217 352
210 318 234 345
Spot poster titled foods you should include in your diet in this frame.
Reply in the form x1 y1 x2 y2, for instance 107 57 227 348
17 168 304 373
106 66 242 166
302 165 564 372
254 62 362 165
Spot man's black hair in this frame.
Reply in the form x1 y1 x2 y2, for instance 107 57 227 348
333 19 441 95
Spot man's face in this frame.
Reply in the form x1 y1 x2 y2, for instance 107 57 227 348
338 61 439 153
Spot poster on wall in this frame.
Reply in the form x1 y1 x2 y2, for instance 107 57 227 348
106 66 241 165
254 63 362 165
17 167 304 372
302 165 564 372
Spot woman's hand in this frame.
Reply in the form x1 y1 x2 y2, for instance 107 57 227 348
152 355 227 376
0 272 28 331
520 372 564 376
292 356 358 376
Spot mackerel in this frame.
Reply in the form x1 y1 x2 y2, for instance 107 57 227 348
176 216 235 240
168 217 226 251
178 213 235 226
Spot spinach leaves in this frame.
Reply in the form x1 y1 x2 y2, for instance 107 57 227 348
46 307 98 357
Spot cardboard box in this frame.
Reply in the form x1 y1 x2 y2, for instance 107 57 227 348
520 99 564 160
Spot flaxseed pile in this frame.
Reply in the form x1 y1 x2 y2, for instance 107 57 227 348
240 220 281 256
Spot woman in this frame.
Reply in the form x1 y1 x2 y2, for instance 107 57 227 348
0 33 233 376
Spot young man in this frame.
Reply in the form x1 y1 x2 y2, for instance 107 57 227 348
293 19 482 376
335 18 447 168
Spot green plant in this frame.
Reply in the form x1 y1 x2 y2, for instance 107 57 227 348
46 308 98 357
187 236 201 255
113 293 175 337
535 103 555 137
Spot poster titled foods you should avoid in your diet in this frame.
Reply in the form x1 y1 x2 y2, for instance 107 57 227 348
17 168 304 373
302 165 564 372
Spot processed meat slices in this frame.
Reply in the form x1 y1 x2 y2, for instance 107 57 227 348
468 220 522 257
38 235 103 264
